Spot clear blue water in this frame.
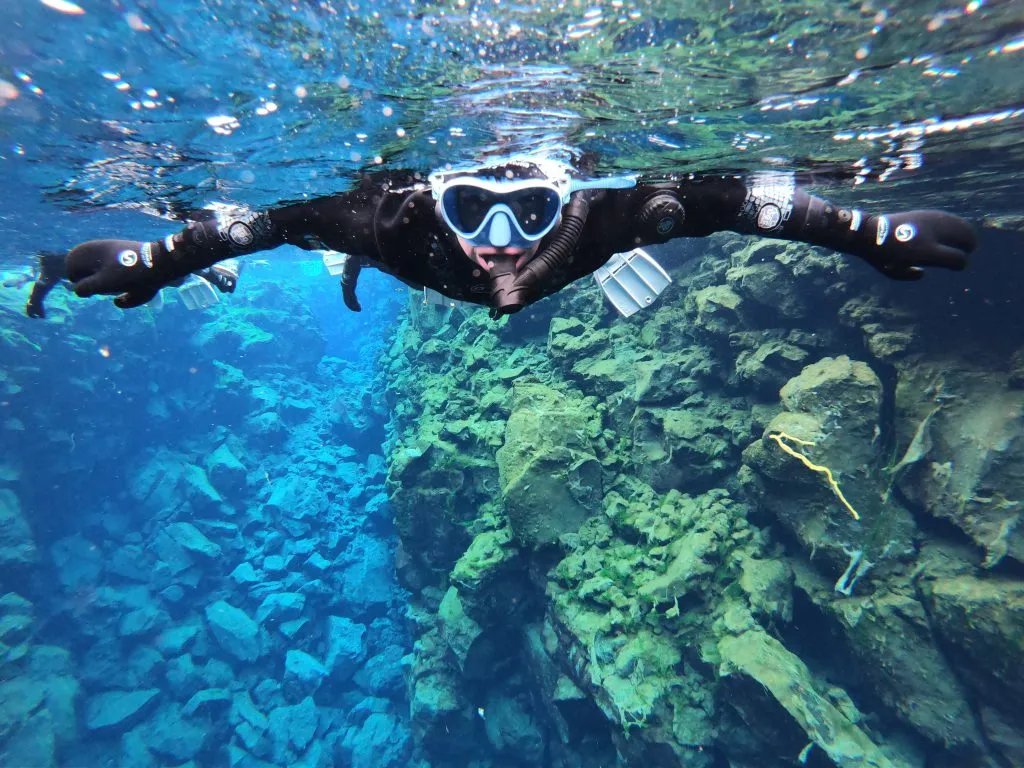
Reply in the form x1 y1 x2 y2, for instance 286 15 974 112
2 1 1024 767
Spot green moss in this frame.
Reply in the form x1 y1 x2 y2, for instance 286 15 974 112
450 524 515 591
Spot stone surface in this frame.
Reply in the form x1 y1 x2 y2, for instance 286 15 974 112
325 616 367 680
283 650 328 698
495 383 602 547
205 600 262 662
85 689 161 734
166 522 223 559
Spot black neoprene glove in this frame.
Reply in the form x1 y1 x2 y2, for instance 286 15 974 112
851 210 975 280
340 255 362 312
65 239 188 309
25 282 49 319
25 251 69 319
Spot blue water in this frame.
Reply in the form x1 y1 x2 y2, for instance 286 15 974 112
3 1 1024 767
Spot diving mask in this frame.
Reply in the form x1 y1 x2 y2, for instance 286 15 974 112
432 176 567 249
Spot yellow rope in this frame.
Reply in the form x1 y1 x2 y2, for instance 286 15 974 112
767 432 861 521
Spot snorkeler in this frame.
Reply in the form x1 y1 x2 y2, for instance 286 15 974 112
52 158 976 319
25 249 242 318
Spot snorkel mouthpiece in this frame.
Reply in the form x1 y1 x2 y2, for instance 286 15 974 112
487 252 530 315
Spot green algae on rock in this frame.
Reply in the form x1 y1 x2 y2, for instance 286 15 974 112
496 382 603 547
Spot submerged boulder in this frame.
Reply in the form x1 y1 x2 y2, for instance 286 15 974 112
165 522 222 559
85 689 161 734
496 383 603 547
205 600 262 662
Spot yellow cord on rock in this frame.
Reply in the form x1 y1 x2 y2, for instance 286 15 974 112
767 432 861 521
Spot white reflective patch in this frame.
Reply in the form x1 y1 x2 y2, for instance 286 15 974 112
140 243 154 268
850 210 862 231
741 171 794 232
876 216 890 246
118 249 138 268
228 221 254 247
895 223 916 242
164 235 175 252
756 204 782 230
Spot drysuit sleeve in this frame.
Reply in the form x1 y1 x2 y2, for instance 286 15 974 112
609 172 975 280
64 188 381 310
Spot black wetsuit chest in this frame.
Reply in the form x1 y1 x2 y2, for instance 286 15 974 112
371 187 630 306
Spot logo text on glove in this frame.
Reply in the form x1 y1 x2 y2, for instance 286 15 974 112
895 223 916 242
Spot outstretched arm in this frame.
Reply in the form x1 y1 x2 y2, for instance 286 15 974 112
64 181 383 310
603 172 975 279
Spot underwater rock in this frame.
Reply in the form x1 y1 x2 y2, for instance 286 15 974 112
353 647 407 699
205 600 262 662
283 650 328 699
201 657 236 690
182 688 232 719
689 284 746 337
149 528 197 577
718 628 896 768
51 534 102 589
348 711 412 768
339 534 396 616
120 728 156 768
496 382 603 547
437 587 483 671
742 355 918 573
838 295 918 362
304 551 332 572
726 261 807 319
206 443 248 495
633 347 716 404
267 695 319 762
119 605 168 638
0 709 56 768
107 543 153 583
231 690 270 737
325 615 367 680
450 521 517 595
547 317 607 360
733 339 809 395
264 474 328 523
892 363 1024 566
21 646 79 748
280 618 309 639
126 646 165 689
923 575 1024 710
166 521 223 559
0 678 45 742
630 395 748 492
256 592 305 625
166 654 205 700
85 689 161 734
788 558 986 759
140 702 207 762
155 624 200 656
230 561 260 585
482 694 544 764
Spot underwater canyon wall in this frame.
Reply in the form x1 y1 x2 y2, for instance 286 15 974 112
382 228 1024 768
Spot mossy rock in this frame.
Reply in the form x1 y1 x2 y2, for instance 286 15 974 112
496 383 603 547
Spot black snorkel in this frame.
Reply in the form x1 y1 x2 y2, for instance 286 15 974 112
488 190 593 317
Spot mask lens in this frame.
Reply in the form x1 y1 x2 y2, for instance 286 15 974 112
443 186 497 233
442 182 562 239
508 188 561 235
